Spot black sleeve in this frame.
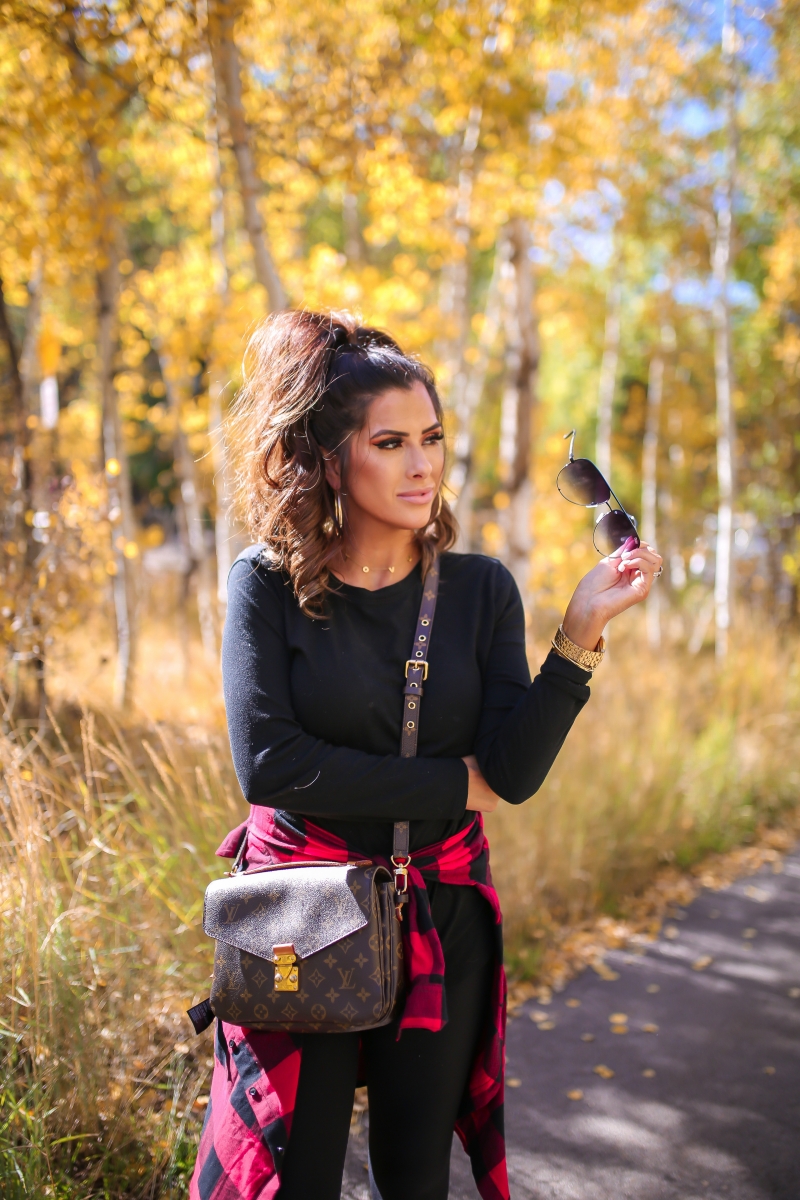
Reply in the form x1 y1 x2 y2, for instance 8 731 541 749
473 566 591 805
222 559 468 820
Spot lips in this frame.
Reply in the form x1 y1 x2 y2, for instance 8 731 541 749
397 488 434 504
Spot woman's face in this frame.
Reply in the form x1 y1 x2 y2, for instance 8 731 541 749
325 381 445 533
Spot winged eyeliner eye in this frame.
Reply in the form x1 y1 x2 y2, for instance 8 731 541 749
372 429 443 449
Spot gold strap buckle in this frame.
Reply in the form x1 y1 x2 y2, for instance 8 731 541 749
273 943 299 992
405 659 429 680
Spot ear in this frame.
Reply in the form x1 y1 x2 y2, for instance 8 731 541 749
323 453 342 492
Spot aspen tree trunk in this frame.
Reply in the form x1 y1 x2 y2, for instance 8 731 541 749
451 233 509 546
440 106 481 538
208 0 286 311
0 273 24 415
499 218 540 608
0 270 40 721
18 268 51 722
595 268 622 483
209 386 239 609
642 348 665 648
98 253 139 709
68 40 138 708
159 356 218 659
712 0 737 660
206 93 243 612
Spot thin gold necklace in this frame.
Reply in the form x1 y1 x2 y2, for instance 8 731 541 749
343 552 414 575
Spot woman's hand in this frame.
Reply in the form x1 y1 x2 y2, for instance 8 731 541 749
462 754 501 813
562 539 663 651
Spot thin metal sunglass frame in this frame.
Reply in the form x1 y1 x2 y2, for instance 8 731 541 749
558 430 639 553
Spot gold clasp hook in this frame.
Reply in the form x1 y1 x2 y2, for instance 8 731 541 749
391 855 410 921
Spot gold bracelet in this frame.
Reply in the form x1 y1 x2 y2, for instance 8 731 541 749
551 624 605 672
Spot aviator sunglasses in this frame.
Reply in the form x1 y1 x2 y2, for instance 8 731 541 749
557 430 641 557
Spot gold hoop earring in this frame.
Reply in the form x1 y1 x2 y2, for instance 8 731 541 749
334 491 344 534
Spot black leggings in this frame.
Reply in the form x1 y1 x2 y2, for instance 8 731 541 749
277 959 494 1200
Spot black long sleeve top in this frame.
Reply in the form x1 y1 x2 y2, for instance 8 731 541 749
222 547 592 980
222 547 591 861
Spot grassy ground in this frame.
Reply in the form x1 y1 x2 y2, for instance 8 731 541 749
1 622 798 1196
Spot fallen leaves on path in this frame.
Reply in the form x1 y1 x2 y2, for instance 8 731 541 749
506 822 798 1013
692 956 713 970
593 1064 615 1079
566 1089 584 1100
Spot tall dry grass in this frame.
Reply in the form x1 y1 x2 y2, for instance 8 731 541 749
489 628 800 969
0 701 240 1197
0 627 798 1195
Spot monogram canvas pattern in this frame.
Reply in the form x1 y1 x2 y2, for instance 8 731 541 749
208 865 403 1033
204 862 370 961
190 810 509 1200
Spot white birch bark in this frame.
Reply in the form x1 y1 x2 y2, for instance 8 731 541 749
68 43 138 708
499 217 540 609
595 268 622 484
1 264 45 720
209 385 241 608
439 107 481 542
642 347 665 648
712 1 737 660
208 1 286 312
451 233 509 547
98 252 139 709
206 92 244 611
159 355 218 659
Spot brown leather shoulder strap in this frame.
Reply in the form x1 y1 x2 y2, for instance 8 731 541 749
393 555 440 862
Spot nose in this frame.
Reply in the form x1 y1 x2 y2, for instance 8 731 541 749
407 443 432 478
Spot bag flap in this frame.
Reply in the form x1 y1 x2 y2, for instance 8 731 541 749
203 862 373 960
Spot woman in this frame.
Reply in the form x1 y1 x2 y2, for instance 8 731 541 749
190 311 661 1200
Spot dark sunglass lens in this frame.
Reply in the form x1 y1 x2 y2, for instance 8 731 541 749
557 459 611 507
594 510 640 556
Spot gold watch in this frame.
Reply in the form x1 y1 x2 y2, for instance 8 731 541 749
551 624 605 671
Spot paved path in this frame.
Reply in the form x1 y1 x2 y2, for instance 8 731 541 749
343 850 800 1199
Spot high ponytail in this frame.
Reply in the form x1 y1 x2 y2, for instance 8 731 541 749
226 310 457 616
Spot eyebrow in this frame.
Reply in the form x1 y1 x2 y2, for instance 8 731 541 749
370 422 443 438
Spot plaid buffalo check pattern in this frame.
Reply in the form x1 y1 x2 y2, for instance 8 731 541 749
190 810 509 1200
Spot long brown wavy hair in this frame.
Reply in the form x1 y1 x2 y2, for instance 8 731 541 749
227 310 458 617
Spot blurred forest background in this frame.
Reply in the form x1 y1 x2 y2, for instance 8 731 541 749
2 0 800 1194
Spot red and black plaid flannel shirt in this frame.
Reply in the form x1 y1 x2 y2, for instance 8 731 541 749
190 809 509 1200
